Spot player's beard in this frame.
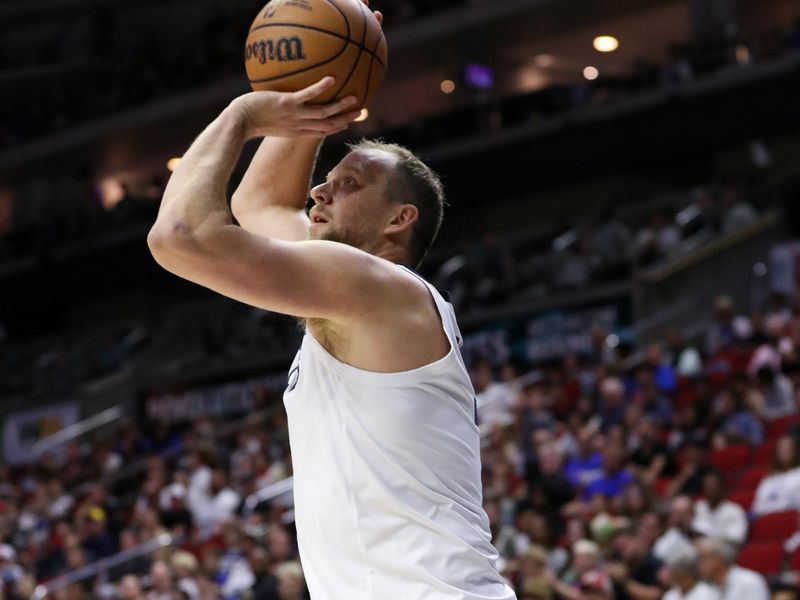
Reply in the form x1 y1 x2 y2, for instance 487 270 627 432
312 223 371 252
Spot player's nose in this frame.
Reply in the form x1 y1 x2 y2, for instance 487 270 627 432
310 182 332 205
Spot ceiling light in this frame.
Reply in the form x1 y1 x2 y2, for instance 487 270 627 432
440 79 456 94
593 35 619 53
354 108 369 122
166 157 181 172
583 66 599 80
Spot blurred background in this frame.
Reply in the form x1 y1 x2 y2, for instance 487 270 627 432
2 0 800 599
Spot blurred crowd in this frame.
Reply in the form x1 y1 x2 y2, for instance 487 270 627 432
472 289 800 600
0 0 469 152
0 176 766 404
2 5 800 152
1 281 800 599
429 181 761 313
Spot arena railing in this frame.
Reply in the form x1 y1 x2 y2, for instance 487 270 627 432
30 405 124 458
30 533 174 600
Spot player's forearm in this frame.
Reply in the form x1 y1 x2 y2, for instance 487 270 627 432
149 102 247 254
231 136 323 217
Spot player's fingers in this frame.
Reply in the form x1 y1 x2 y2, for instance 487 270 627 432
325 109 362 127
301 110 360 132
303 96 358 119
292 77 337 103
374 10 383 25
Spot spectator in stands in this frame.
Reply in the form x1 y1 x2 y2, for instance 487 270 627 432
592 206 634 281
598 377 627 432
753 366 797 420
548 539 605 598
719 187 757 235
523 442 575 525
147 560 177 600
711 387 764 447
654 496 697 564
752 435 800 516
564 427 604 490
628 417 674 484
634 213 681 266
473 359 516 429
171 550 200 600
275 562 305 600
248 546 280 600
516 545 553 600
189 469 240 539
606 529 665 600
695 538 769 600
581 445 634 503
692 472 748 545
117 574 144 600
707 296 751 356
662 552 720 600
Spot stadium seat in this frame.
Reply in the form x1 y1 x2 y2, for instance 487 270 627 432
766 415 800 438
652 477 673 497
736 541 785 575
727 488 756 512
790 548 800 572
750 511 798 541
736 467 767 490
710 445 751 471
753 441 776 466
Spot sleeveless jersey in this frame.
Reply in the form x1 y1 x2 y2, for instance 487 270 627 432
283 266 517 600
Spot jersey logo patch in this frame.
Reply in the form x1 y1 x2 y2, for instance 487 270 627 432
287 364 300 392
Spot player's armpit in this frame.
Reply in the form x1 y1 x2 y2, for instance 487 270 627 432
148 224 397 320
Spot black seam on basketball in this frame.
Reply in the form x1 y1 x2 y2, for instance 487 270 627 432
248 22 386 69
363 31 381 103
331 0 367 99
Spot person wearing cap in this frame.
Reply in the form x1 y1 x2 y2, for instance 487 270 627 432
695 538 768 600
547 539 604 600
663 552 719 600
518 545 553 600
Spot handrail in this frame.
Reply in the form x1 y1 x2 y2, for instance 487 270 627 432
30 405 124 457
637 212 780 284
243 476 295 518
30 533 173 600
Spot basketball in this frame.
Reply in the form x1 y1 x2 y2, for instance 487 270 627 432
244 0 387 108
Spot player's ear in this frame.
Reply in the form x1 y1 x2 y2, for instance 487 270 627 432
385 204 419 235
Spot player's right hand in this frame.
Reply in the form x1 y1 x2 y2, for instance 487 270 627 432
230 77 362 139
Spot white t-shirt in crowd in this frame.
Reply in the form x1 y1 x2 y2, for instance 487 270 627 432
653 527 696 563
692 500 748 545
477 382 516 429
752 467 800 516
663 582 720 600
720 566 769 600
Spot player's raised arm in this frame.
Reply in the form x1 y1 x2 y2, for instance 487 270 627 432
231 81 357 243
146 81 392 320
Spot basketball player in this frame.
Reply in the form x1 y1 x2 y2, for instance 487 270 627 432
148 7 516 599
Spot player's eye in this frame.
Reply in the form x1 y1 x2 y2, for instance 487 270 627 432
343 176 357 186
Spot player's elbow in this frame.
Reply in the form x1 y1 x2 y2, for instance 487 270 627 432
147 222 194 268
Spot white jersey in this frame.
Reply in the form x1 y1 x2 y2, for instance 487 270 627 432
283 266 517 600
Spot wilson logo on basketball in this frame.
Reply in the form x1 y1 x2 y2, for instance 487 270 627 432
245 37 307 64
